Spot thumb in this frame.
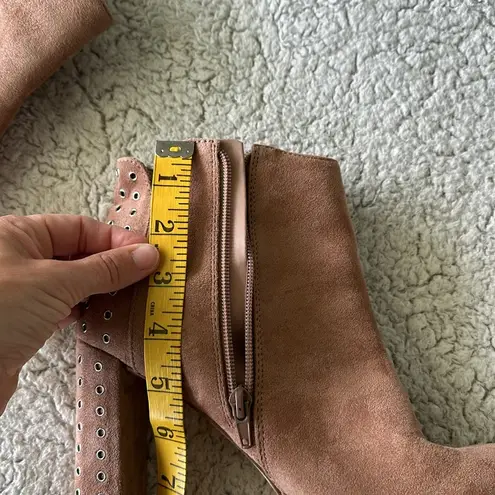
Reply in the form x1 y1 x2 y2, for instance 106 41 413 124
69 243 159 298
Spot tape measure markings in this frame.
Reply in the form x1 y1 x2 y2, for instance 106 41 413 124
144 141 193 495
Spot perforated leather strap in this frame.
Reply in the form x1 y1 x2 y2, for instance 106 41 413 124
75 340 148 495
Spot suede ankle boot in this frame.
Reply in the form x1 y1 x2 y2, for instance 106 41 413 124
74 140 495 495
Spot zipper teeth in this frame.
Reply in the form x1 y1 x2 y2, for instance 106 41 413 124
219 149 237 397
244 151 255 397
244 241 254 396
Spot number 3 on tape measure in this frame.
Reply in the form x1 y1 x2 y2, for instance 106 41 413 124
144 141 193 494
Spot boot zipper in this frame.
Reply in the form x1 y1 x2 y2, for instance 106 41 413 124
218 148 254 448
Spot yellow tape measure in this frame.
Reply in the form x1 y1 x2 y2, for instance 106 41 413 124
144 141 193 495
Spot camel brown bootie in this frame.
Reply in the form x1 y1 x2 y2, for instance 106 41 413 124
74 141 495 495
0 0 112 135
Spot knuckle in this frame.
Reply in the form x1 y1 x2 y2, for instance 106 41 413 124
97 252 122 288
1 214 19 224
0 215 20 234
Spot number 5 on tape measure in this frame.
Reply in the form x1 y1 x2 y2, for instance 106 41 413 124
144 141 194 494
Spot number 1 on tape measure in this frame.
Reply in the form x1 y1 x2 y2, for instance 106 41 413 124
144 141 194 494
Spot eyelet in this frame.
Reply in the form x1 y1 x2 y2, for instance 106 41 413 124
130 209 137 216
103 310 112 320
75 489 81 495
129 172 137 181
107 220 114 226
76 444 81 453
102 334 110 344
81 322 87 333
119 189 126 198
95 385 105 395
96 428 106 438
78 377 83 386
77 423 82 431
124 225 131 231
115 168 120 177
77 400 82 409
76 467 81 476
94 362 103 372
109 291 117 296
96 406 105 417
84 300 90 310
132 192 140 200
77 355 82 364
115 205 122 212
96 471 106 482
96 449 106 460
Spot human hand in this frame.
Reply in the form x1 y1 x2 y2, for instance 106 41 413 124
0 214 158 414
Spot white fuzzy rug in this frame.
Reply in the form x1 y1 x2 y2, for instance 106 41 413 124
1 0 495 493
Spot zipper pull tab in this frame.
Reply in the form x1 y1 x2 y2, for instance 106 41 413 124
229 385 253 449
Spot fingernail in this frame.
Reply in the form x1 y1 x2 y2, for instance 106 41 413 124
132 244 159 270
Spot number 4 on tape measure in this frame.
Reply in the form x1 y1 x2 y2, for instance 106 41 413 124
144 141 194 494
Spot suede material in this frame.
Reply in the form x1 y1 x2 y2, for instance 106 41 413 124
75 340 148 495
78 157 151 373
75 142 243 493
0 0 111 135
76 157 151 494
75 142 495 494
115 141 238 434
248 145 495 494
180 141 234 434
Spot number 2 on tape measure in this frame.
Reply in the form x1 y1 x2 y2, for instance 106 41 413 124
144 141 194 494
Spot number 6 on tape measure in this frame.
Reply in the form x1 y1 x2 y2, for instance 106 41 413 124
144 141 193 494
